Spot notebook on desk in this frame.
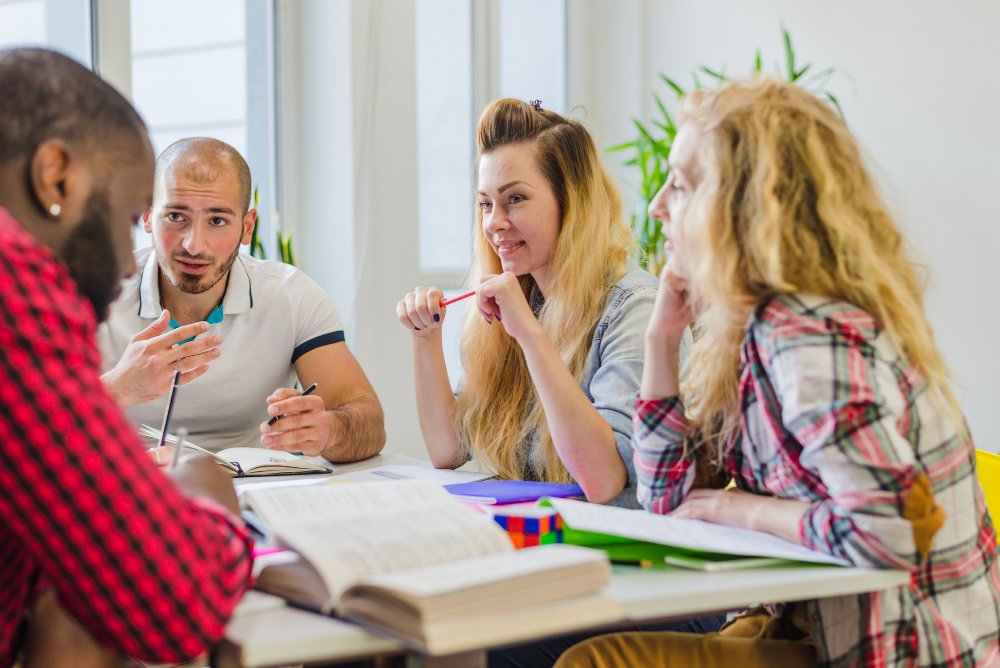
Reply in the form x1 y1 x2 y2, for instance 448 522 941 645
548 497 849 567
443 480 585 504
140 425 331 477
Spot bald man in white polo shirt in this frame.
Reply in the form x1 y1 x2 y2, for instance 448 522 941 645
98 137 385 461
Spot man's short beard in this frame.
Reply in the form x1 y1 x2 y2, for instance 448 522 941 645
61 190 121 323
166 241 241 295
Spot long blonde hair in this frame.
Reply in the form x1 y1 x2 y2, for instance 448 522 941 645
454 99 632 481
678 78 963 460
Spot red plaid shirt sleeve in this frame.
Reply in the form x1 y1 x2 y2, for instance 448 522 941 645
0 211 252 666
632 396 698 514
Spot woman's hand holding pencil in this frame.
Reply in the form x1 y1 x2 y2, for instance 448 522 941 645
396 285 465 337
396 277 540 340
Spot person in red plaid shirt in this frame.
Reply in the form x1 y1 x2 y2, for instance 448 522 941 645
0 48 253 667
558 79 1000 667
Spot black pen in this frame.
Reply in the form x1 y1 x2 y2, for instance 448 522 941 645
266 382 318 426
157 370 182 448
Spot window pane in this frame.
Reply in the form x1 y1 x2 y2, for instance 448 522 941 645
0 1 46 47
130 0 244 52
131 47 247 134
0 0 90 65
415 0 474 272
497 0 566 113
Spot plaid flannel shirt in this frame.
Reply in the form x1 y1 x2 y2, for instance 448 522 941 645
634 294 1000 667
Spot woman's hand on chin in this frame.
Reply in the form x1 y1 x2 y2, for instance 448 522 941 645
647 258 694 344
476 272 541 342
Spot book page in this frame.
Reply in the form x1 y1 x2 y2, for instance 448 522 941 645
243 479 458 526
216 447 326 474
358 544 606 598
139 424 235 470
274 503 514 604
550 498 848 566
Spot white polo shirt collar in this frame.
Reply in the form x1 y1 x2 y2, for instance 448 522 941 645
136 250 254 319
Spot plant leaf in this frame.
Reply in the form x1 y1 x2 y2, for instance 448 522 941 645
825 91 845 119
700 65 726 81
249 186 265 259
632 119 657 145
753 49 762 75
659 74 685 98
607 140 636 152
783 25 795 81
652 92 671 123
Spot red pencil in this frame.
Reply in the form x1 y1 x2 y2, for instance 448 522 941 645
440 290 476 307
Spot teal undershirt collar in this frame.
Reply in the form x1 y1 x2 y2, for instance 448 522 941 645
169 303 224 344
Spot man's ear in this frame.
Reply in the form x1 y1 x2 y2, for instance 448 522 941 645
241 208 258 246
29 139 91 227
142 207 153 234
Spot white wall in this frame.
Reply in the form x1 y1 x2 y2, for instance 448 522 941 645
570 0 1000 452
285 0 427 458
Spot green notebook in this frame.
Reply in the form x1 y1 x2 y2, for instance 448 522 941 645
540 498 831 571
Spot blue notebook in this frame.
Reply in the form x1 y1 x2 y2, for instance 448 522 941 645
443 480 584 504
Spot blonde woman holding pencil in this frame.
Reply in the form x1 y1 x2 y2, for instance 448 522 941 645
397 98 685 508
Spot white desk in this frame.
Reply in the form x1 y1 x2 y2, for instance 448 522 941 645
221 558 909 667
232 451 433 490
220 566 908 667
608 563 908 622
220 455 910 667
220 599 401 667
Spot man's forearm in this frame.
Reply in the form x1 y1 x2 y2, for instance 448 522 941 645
321 396 386 463
100 370 132 407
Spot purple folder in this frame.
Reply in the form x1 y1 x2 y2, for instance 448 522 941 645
443 480 584 504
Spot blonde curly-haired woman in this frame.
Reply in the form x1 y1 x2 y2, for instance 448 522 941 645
558 78 1000 668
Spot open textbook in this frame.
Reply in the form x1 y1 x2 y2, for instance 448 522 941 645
242 480 620 654
139 425 331 477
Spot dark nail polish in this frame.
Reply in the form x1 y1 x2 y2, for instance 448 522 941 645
414 326 421 331
433 314 440 323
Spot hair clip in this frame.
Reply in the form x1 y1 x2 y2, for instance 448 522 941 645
529 99 543 111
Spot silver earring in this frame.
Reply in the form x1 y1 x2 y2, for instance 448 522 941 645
48 203 61 217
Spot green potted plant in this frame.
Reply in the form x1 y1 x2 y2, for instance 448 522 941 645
248 187 296 265
610 27 843 273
